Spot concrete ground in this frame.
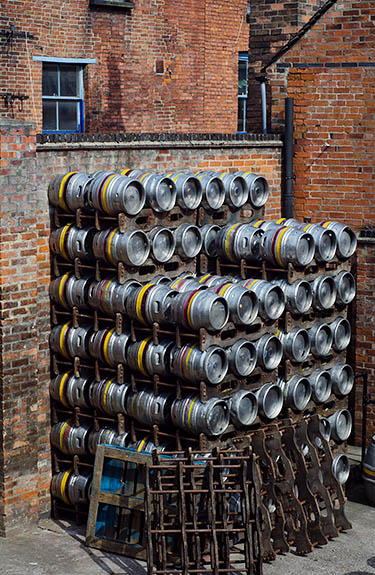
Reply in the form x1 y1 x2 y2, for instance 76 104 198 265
0 464 374 575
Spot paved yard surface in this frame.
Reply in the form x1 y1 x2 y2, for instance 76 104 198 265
0 469 373 575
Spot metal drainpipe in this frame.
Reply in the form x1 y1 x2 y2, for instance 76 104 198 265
284 97 294 218
260 81 267 135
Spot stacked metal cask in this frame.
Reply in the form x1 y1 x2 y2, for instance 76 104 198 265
47 168 357 537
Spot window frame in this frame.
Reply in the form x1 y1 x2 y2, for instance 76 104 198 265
238 52 248 134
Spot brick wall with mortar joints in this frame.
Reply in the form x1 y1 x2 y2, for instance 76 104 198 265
1 0 249 134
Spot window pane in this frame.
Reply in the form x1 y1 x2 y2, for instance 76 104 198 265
43 100 57 130
238 99 246 132
60 65 78 97
58 101 78 131
42 63 58 96
238 60 248 96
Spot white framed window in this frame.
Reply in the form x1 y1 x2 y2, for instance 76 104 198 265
42 63 84 133
238 52 248 133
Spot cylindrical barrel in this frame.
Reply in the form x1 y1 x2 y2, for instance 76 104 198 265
309 369 332 403
48 172 90 212
311 275 337 310
319 220 357 259
308 322 333 357
200 224 220 257
126 389 173 426
330 363 354 396
206 279 259 326
329 316 351 351
50 225 96 261
227 338 257 377
229 390 258 427
88 328 131 366
271 278 312 315
126 283 177 326
88 278 140 315
50 323 92 359
278 376 312 411
204 171 248 209
278 328 310 363
170 344 228 385
174 224 202 260
50 372 92 409
89 379 131 415
240 279 285 321
328 409 352 442
164 172 202 211
128 437 173 453
50 273 93 310
51 421 90 455
277 218 337 263
335 270 356 305
51 470 91 506
169 289 228 332
216 223 264 262
87 171 146 216
122 170 177 213
254 383 284 420
254 334 283 371
127 338 173 377
148 226 176 263
93 228 150 267
332 454 350 484
194 172 226 211
260 226 315 268
169 275 204 293
171 395 230 436
233 172 269 208
88 427 120 455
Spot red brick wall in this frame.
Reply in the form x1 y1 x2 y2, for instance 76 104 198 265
1 0 249 134
265 0 375 442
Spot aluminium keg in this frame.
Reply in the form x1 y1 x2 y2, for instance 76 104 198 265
50 225 96 261
240 279 285 321
51 421 90 455
51 470 91 506
216 223 264 262
251 219 279 231
88 427 120 455
330 363 354 397
329 316 351 351
254 334 283 371
200 224 220 257
148 226 176 263
88 328 131 366
169 274 204 293
194 172 226 211
171 395 229 436
278 376 312 411
169 289 228 332
276 218 337 263
260 226 315 268
93 228 150 267
50 323 92 359
48 172 90 212
277 328 310 363
319 220 357 259
311 275 337 310
164 172 202 210
128 437 172 453
126 389 173 426
328 409 352 442
170 344 228 385
89 379 131 415
126 283 177 325
87 171 145 216
49 273 93 310
233 171 269 208
308 369 332 403
254 383 284 420
50 372 92 409
271 278 312 315
308 322 333 357
229 390 258 427
174 224 203 260
335 271 356 305
88 278 140 315
332 454 350 484
204 171 249 208
127 338 174 377
205 279 259 326
227 338 257 377
122 170 176 213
